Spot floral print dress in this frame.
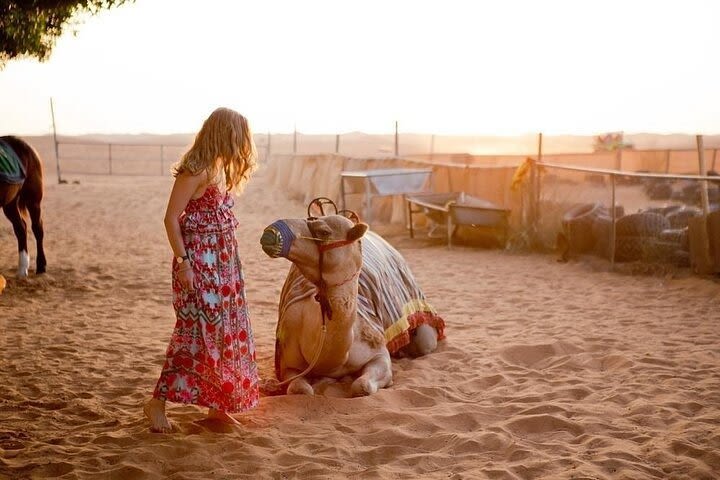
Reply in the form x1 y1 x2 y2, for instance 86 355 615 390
153 184 259 413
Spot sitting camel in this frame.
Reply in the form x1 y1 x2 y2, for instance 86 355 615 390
260 198 445 396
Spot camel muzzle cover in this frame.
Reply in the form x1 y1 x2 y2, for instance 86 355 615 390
261 220 295 258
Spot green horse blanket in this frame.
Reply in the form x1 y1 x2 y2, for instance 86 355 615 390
0 139 26 185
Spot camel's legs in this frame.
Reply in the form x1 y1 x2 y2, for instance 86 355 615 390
284 368 314 395
351 351 393 397
403 324 438 357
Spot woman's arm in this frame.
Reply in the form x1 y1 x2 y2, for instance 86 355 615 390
164 172 205 258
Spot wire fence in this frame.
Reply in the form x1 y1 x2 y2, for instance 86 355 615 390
51 128 720 179
531 160 720 273
54 140 273 178
46 130 720 273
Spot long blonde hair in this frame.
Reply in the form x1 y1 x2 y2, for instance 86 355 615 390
173 107 257 192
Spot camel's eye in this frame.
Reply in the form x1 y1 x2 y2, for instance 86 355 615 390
316 226 332 239
308 220 332 239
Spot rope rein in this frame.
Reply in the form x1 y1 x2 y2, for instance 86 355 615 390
276 204 360 388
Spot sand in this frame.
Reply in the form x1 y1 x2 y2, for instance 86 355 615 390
1 156 720 479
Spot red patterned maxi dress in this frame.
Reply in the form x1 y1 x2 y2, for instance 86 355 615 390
153 184 259 413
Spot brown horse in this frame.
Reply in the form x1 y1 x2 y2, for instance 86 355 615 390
0 136 46 277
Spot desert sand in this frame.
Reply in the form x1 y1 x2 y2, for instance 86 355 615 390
1 141 720 479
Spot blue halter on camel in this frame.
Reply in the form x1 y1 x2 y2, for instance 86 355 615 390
263 197 361 323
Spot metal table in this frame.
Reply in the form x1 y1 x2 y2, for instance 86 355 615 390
340 168 433 225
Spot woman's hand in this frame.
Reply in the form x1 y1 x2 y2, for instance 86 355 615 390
178 266 195 290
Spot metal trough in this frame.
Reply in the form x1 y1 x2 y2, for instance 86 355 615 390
406 192 510 248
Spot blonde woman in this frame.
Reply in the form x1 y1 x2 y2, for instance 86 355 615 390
144 107 259 432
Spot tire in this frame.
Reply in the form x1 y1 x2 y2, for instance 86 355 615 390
643 205 682 217
615 212 669 238
645 239 682 262
671 250 691 268
647 182 673 200
709 187 720 203
681 183 700 203
615 236 650 262
598 204 625 218
643 239 691 266
658 228 689 251
562 202 602 253
591 215 612 257
665 207 701 229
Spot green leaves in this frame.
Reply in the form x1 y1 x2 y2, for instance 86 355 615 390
0 1 133 67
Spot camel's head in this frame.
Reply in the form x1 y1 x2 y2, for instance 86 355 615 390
260 213 368 285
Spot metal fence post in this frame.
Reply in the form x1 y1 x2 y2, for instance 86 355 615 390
610 173 617 269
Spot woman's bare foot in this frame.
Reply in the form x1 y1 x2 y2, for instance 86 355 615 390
144 398 172 433
207 408 241 426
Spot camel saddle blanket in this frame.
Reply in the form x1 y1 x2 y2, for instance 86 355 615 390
0 140 26 185
277 231 446 370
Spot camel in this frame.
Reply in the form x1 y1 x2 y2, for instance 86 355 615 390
260 198 445 396
0 136 46 277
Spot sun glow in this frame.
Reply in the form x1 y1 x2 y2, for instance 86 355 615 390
1 0 719 136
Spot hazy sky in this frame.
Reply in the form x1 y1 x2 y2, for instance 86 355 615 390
1 0 719 136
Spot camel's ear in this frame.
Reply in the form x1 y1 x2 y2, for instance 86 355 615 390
346 223 368 241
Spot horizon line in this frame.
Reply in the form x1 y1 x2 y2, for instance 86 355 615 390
17 130 720 138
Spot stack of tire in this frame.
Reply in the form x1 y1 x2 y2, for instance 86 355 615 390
560 202 701 265
675 182 720 205
614 211 669 262
653 206 701 266
562 203 623 256
643 179 673 200
592 209 617 258
614 206 702 264
561 202 605 254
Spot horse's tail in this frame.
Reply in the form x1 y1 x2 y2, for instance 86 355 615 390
17 193 28 214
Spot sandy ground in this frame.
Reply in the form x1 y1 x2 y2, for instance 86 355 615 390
1 159 720 479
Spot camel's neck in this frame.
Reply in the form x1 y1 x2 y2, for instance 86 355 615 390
313 275 359 367
322 276 358 330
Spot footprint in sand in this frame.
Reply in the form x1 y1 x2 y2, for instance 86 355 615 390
500 341 584 369
505 413 584 437
0 430 30 451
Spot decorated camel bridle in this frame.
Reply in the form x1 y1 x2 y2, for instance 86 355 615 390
304 197 362 324
275 197 362 387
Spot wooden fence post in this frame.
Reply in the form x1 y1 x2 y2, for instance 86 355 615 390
689 135 713 274
49 97 63 183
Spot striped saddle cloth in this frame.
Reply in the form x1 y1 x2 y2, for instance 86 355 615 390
0 139 26 184
356 231 446 354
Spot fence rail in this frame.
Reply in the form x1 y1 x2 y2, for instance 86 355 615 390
54 141 271 178
538 161 720 182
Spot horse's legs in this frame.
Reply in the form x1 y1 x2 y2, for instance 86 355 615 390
26 199 46 274
3 200 29 277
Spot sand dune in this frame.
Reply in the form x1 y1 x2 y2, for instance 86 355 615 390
1 157 719 478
